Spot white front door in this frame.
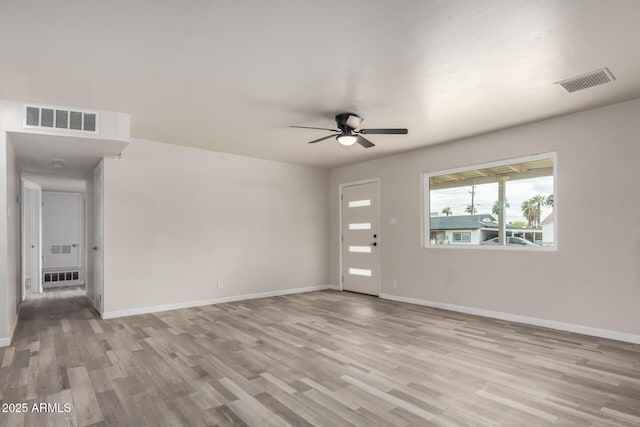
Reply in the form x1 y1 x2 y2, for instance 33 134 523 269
42 192 82 270
341 181 380 296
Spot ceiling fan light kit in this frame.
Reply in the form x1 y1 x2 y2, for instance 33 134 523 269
336 134 358 146
291 113 408 149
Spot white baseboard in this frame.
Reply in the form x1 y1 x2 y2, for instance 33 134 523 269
380 293 640 345
328 284 341 291
43 280 85 289
102 285 333 320
0 306 21 348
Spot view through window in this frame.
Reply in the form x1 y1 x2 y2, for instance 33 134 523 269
425 154 555 248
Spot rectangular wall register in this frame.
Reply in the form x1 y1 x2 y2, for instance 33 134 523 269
44 271 79 283
24 105 99 133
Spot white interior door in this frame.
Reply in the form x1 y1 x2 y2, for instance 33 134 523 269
21 179 42 297
93 163 104 314
42 192 82 270
341 180 380 296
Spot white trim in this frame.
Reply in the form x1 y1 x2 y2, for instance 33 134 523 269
0 306 21 348
338 178 381 295
379 293 640 344
43 280 85 289
85 294 95 307
102 285 332 320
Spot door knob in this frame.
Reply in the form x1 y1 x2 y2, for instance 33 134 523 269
369 242 377 246
92 246 99 251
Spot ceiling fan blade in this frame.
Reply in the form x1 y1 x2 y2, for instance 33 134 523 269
356 135 375 148
359 128 408 135
307 134 338 144
291 125 339 132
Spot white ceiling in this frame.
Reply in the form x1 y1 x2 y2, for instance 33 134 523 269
2 0 640 168
10 132 107 179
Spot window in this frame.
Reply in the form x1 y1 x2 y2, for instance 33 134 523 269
424 153 556 249
452 232 471 243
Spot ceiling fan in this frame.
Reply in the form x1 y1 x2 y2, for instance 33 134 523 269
291 113 408 148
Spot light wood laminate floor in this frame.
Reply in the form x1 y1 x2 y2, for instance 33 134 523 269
1 289 639 426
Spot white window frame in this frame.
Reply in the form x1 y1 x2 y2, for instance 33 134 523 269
422 152 557 251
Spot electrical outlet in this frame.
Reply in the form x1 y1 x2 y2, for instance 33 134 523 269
392 280 398 288
217 280 224 290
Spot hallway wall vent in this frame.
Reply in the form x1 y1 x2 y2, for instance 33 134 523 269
44 271 79 283
24 104 99 134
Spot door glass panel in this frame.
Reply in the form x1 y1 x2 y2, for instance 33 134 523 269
348 199 371 208
348 223 371 230
349 246 372 253
349 268 372 277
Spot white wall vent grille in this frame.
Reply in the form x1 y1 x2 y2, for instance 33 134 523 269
24 105 99 133
556 68 615 93
50 244 72 254
43 271 79 283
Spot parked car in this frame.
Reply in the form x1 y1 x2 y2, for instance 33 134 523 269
480 236 538 246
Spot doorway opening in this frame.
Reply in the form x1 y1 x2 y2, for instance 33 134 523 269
19 167 104 314
20 174 95 303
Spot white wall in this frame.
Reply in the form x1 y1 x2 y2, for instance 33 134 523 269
330 98 640 339
22 173 88 192
7 136 19 318
102 138 329 315
0 130 8 340
0 132 20 345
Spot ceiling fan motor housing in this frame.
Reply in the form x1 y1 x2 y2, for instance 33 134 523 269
335 113 362 131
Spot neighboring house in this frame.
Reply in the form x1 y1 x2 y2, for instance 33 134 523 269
430 214 542 245
542 212 555 246
430 214 495 245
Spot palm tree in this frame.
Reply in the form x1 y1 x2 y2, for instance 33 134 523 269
441 207 452 216
465 204 477 214
492 199 510 217
545 194 554 208
521 199 537 227
521 195 547 227
530 195 546 226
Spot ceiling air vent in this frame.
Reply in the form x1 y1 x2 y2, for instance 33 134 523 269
24 105 99 133
556 68 615 93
